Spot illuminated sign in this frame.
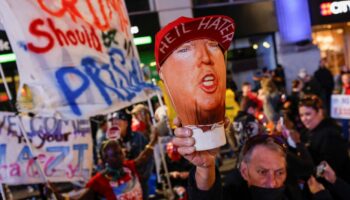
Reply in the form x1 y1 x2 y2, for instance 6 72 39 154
276 0 312 43
134 36 152 46
0 39 10 52
321 1 350 16
0 53 16 64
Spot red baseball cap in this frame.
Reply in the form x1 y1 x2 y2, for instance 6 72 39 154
155 15 235 72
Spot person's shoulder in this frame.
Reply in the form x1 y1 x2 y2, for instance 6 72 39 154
322 118 342 132
123 160 138 172
131 131 147 140
317 118 345 141
86 172 105 187
223 169 251 199
123 160 136 168
225 169 247 187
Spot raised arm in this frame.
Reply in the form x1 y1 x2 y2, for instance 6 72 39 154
172 126 217 190
134 126 158 167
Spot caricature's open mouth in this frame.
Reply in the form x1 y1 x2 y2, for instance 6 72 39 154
200 74 217 93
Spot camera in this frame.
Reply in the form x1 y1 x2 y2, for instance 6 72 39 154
316 162 326 178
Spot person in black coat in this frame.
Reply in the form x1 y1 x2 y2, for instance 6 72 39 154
314 58 334 115
313 161 350 200
298 95 350 184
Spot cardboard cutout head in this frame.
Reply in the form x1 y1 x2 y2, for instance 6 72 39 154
155 15 235 150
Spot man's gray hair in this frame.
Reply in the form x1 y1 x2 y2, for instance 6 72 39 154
239 137 286 165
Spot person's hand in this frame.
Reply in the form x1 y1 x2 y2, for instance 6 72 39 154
307 176 325 194
172 126 218 168
45 182 64 200
319 161 337 184
289 129 301 144
172 117 227 168
174 186 186 196
170 171 181 178
172 117 229 190
275 119 283 133
179 171 189 179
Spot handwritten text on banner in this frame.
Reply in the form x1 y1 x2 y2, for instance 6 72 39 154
0 0 157 118
0 112 93 185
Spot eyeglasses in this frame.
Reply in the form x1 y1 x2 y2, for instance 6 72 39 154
241 134 287 157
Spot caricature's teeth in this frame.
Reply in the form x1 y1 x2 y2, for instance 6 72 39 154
204 76 214 81
203 81 214 86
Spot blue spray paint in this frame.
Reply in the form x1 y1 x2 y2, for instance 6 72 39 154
73 144 88 175
0 144 6 165
46 146 69 176
16 146 34 163
55 67 90 115
55 47 157 116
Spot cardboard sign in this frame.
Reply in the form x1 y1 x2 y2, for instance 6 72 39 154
0 112 93 185
157 16 235 150
331 95 350 119
0 1 157 119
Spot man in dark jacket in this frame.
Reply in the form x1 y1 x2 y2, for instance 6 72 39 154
173 127 334 200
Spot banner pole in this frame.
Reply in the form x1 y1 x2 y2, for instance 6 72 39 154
146 95 174 193
16 116 58 200
0 183 6 200
152 79 173 136
150 80 174 199
147 97 156 125
0 63 10 199
16 116 47 182
146 95 162 182
0 63 13 101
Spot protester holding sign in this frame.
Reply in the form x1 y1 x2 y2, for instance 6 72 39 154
49 127 158 200
107 108 154 199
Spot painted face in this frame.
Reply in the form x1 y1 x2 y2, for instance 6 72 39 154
299 106 322 130
160 39 226 125
110 119 128 138
241 145 287 188
104 142 124 169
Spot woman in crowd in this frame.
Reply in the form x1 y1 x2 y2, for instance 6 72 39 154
298 95 350 183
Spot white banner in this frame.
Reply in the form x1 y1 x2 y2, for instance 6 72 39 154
0 1 157 119
331 95 350 119
0 112 93 185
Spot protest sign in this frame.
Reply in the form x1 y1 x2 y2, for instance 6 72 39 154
331 95 350 119
155 16 235 150
0 112 93 185
0 1 157 119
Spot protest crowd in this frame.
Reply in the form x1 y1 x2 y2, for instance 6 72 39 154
1 1 350 200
